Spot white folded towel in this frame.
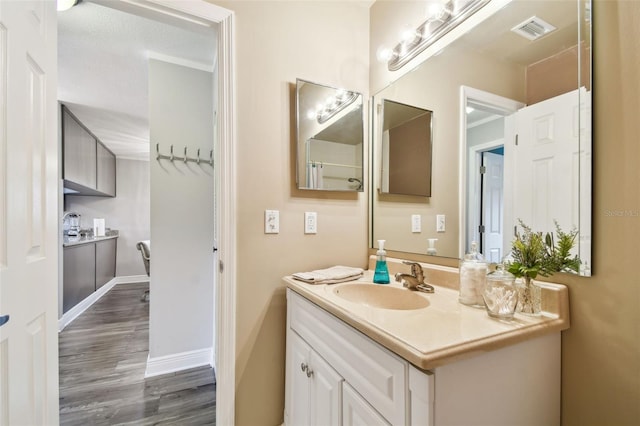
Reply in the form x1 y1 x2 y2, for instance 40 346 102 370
292 265 364 285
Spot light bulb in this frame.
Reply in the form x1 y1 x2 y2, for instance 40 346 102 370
426 1 450 21
307 110 316 120
401 27 419 44
57 0 78 12
376 46 396 62
466 106 475 114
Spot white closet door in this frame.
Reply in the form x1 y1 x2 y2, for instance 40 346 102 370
0 0 60 425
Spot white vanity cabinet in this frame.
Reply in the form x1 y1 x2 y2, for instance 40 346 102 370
286 289 419 426
285 287 561 426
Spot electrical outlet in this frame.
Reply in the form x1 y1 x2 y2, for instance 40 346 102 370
265 210 279 234
411 214 421 233
305 212 317 234
436 214 446 232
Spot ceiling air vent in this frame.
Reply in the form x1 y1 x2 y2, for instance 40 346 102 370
511 16 557 41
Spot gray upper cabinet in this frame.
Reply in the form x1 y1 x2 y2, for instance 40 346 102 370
63 107 97 190
62 105 116 197
96 142 116 197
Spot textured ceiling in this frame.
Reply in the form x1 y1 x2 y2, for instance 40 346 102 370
58 1 217 160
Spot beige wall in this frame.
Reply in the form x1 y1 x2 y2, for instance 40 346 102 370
214 0 639 424
560 1 640 424
213 1 370 424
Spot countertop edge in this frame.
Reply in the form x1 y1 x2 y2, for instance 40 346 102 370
63 234 119 247
284 276 570 371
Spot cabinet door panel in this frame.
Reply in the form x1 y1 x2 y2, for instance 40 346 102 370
95 239 117 290
310 350 343 426
286 331 312 426
63 244 96 313
62 107 96 189
96 142 116 196
343 382 390 426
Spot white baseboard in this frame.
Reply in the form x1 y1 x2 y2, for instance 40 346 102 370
58 275 150 331
116 274 150 284
58 277 118 331
144 347 213 378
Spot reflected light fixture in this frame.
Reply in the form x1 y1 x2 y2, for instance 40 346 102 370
315 90 359 124
57 0 79 12
386 0 489 71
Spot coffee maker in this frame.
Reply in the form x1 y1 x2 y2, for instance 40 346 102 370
62 211 81 237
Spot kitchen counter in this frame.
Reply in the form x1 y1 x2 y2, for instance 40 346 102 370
283 267 570 371
63 230 119 247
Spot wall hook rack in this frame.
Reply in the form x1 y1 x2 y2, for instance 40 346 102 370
156 143 213 166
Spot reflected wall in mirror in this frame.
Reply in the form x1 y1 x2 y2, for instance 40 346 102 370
380 99 433 197
296 79 364 191
371 0 592 275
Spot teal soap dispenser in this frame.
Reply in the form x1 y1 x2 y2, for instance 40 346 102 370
373 240 390 284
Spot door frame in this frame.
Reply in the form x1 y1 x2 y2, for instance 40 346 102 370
458 86 524 259
467 139 503 251
88 1 237 424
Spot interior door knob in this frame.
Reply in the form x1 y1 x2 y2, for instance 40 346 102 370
0 315 9 327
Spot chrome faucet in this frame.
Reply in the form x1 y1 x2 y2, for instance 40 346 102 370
394 261 435 293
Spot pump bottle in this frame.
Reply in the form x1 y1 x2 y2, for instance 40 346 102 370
373 239 390 284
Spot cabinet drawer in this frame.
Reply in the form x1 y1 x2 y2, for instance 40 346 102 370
288 289 406 425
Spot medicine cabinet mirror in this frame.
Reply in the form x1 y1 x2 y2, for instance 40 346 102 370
371 0 592 276
296 79 364 191
380 99 433 197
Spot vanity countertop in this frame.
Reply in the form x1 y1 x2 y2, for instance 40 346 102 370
63 231 119 247
283 270 569 371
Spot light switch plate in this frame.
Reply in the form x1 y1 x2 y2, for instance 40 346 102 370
411 214 421 233
265 210 279 234
305 212 317 234
436 214 446 232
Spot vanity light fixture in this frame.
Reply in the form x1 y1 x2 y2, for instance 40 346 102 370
386 0 489 71
314 90 359 124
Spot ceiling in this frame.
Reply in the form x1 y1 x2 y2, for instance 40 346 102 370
57 1 217 161
458 0 580 128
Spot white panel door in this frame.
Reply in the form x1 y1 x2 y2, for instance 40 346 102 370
508 90 579 240
481 151 504 263
0 1 59 425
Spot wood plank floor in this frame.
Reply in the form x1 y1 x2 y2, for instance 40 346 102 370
59 282 216 425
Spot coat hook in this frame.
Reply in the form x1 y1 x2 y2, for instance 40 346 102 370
184 146 188 163
209 149 214 166
169 145 174 161
196 148 201 164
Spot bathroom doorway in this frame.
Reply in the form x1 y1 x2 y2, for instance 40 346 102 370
460 86 524 260
56 0 235 423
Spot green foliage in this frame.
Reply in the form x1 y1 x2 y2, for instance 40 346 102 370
506 219 581 279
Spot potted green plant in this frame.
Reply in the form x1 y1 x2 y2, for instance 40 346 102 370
506 219 580 314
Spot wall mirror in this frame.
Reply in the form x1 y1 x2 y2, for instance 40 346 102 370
380 99 433 197
296 79 364 191
371 0 592 275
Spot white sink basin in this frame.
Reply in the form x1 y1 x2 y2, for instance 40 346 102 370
333 283 430 310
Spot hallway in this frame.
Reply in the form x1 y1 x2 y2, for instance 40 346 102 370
58 282 215 425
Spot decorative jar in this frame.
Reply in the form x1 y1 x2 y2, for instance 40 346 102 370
483 264 518 319
459 241 487 307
